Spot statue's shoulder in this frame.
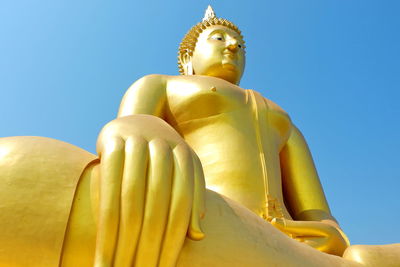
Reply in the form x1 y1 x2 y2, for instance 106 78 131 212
120 74 172 111
263 97 293 144
263 97 290 119
131 74 187 89
133 74 169 85
124 74 171 95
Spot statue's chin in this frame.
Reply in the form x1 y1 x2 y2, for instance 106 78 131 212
204 64 240 84
222 63 237 71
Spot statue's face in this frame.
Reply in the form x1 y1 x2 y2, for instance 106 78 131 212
191 25 245 84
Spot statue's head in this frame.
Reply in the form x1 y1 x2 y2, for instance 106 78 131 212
178 6 246 85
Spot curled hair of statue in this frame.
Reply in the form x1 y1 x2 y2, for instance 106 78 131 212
177 5 245 75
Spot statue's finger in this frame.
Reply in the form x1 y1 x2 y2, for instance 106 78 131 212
192 153 206 219
94 137 125 267
302 236 328 250
158 143 194 267
113 136 148 267
187 153 206 241
271 218 328 237
134 138 173 267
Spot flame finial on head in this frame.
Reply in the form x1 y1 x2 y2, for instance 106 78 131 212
203 5 216 21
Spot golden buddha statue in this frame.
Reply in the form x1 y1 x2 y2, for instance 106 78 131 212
0 5 398 267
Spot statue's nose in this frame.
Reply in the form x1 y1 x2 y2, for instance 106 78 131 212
227 39 239 52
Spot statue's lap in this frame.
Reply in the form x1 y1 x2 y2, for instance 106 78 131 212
63 162 351 267
1 137 397 267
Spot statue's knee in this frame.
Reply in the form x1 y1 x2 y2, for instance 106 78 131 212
343 245 365 264
343 244 400 266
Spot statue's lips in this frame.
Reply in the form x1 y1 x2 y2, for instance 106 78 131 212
222 52 239 69
223 51 235 59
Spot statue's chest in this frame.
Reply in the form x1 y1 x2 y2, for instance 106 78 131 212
166 77 248 123
166 77 291 149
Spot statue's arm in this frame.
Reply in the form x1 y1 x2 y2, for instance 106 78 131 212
94 75 205 267
277 125 350 256
280 125 332 221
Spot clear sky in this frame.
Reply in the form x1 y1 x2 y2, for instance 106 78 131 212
1 0 399 245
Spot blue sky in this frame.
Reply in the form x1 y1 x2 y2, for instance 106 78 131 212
1 1 399 245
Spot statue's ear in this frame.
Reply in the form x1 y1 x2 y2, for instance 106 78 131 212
179 50 194 75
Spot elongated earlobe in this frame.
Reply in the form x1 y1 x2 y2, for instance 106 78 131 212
179 51 194 75
185 61 194 75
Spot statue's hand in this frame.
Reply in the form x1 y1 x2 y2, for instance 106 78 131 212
271 218 349 256
95 114 206 267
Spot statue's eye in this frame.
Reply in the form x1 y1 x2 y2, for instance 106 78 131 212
238 44 242 48
210 34 224 41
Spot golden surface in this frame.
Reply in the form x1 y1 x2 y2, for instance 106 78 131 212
0 5 399 267
0 137 96 266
